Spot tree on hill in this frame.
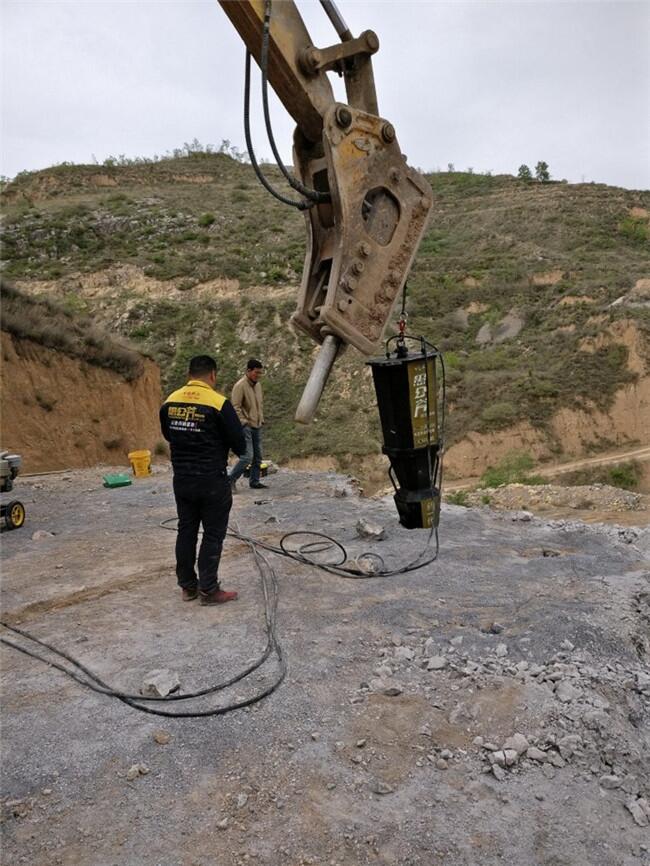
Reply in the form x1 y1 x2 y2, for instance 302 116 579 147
535 161 551 182
517 164 532 181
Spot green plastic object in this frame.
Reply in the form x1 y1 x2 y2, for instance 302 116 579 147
103 473 132 489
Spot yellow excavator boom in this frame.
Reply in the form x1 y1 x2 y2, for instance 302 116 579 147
217 0 433 422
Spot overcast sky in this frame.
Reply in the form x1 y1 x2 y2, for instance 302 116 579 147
1 1 648 189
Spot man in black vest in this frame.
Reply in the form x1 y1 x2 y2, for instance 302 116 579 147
160 355 245 605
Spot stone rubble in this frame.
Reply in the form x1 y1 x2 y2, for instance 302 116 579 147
125 764 149 781
457 482 650 514
350 621 649 827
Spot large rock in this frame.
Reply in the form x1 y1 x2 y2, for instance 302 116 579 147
626 797 650 827
502 733 529 756
555 680 581 703
356 519 386 541
141 669 180 698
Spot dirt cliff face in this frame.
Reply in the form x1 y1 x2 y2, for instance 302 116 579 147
444 320 650 479
1 332 162 472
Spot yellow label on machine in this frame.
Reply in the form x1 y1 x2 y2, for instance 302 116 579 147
420 497 434 529
407 358 438 448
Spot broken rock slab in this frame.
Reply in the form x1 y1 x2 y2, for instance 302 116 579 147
626 797 650 828
490 749 518 768
502 734 529 756
555 680 581 703
356 518 386 541
370 780 394 795
141 669 180 698
394 646 415 661
526 747 548 763
152 730 171 745
126 764 149 781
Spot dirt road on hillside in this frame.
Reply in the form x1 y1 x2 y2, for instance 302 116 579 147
445 444 650 492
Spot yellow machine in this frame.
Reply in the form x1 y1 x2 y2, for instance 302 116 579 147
218 0 434 423
0 451 25 530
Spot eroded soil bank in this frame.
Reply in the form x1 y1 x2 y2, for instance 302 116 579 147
1 332 162 472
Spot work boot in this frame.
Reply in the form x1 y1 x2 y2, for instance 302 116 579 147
199 588 238 605
182 587 198 602
250 481 268 489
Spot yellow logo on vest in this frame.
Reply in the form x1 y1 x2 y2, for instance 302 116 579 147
169 405 206 422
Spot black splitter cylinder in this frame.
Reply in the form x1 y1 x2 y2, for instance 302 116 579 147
367 348 441 530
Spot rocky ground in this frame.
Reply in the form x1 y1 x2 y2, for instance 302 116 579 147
1 466 649 866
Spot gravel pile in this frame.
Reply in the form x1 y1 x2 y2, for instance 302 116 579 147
459 482 649 513
351 623 650 825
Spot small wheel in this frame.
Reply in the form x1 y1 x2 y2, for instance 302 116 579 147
5 500 26 530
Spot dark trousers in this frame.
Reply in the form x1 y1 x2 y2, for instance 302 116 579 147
173 473 232 594
228 426 263 486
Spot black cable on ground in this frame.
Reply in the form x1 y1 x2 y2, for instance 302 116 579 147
2 340 445 715
0 534 286 718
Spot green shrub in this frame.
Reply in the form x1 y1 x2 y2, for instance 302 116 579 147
480 451 543 487
480 401 518 424
446 490 469 507
0 281 144 380
561 460 641 490
607 462 641 489
198 213 216 227
619 217 648 245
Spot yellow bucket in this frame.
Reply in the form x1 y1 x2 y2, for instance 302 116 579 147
128 449 152 478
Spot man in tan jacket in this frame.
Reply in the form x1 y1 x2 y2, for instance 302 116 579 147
228 358 268 490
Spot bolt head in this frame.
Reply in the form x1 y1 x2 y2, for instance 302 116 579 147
304 47 321 71
335 106 353 129
364 30 380 52
388 270 400 287
358 242 371 258
352 260 365 275
381 122 395 143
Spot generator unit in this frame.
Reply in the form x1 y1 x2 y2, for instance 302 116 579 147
1 451 26 530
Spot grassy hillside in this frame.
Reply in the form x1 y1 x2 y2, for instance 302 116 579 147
0 281 144 381
1 153 649 465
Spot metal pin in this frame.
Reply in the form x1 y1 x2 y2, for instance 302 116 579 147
294 335 342 424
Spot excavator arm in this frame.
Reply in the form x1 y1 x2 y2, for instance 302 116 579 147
217 0 433 422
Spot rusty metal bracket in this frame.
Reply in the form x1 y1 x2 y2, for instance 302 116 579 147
299 30 379 76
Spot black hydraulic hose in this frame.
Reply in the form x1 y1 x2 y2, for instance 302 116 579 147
1 346 445 715
243 51 309 210
0 538 286 718
260 0 329 204
223 524 440 578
